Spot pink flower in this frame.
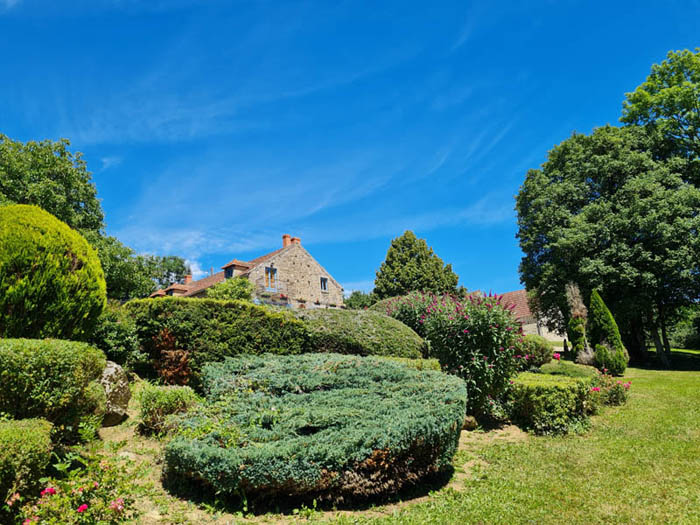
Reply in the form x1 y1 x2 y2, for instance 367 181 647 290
591 387 601 392
109 498 125 513
6 492 20 507
463 329 469 334
93 482 99 489
553 352 561 360
40 487 56 497
77 504 88 513
23 517 38 524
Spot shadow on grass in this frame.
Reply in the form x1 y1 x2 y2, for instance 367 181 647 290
635 349 700 372
162 466 455 516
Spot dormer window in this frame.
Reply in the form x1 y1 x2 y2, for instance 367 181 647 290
320 277 328 291
265 267 277 290
224 267 233 279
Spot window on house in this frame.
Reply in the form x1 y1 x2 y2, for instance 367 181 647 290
265 267 277 290
224 268 233 279
320 277 328 291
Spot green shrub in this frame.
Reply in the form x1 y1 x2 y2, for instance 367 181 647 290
518 334 553 368
138 383 202 435
124 297 309 387
0 419 53 515
164 353 466 505
293 308 425 358
509 372 595 435
88 301 144 367
378 356 441 371
593 344 628 376
379 292 521 418
591 373 632 406
0 339 106 442
540 360 598 379
205 276 254 301
0 204 106 340
567 315 587 356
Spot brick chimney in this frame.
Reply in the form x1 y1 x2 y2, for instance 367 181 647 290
184 274 192 285
291 236 301 245
282 234 292 247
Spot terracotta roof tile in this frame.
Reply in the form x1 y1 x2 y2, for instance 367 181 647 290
500 289 535 323
220 259 253 269
183 271 226 296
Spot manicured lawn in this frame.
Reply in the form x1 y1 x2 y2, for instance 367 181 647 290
96 355 700 524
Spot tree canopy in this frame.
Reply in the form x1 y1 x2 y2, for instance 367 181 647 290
206 276 253 301
516 125 700 362
374 231 459 300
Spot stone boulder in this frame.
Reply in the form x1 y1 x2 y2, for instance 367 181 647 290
99 361 131 426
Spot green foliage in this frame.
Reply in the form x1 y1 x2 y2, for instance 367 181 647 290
587 290 626 353
374 231 459 300
593 344 628 377
124 297 309 387
164 354 466 504
293 308 425 358
88 301 144 367
518 334 553 368
344 290 376 309
0 419 53 516
0 204 107 340
540 360 598 379
591 372 631 406
17 451 137 524
0 339 106 442
516 124 700 359
668 305 700 349
567 316 587 355
0 134 104 232
205 276 254 301
622 48 700 163
509 372 594 435
380 292 521 418
144 255 190 291
378 356 442 371
138 384 202 435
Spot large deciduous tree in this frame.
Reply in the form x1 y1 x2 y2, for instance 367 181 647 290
516 125 700 364
374 230 459 300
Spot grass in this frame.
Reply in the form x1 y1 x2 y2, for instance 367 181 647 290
91 353 699 524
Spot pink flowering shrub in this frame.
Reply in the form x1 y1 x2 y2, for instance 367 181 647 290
382 292 522 417
18 453 136 524
591 370 631 406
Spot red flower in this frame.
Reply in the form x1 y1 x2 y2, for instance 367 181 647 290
77 504 88 513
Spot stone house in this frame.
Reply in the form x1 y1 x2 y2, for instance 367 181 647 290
150 234 344 308
500 289 563 341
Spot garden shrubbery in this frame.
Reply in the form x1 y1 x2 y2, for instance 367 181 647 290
293 308 425 358
0 204 106 340
0 419 53 512
89 301 143 367
517 334 553 368
588 290 629 375
377 291 522 418
0 339 106 441
124 297 309 387
164 353 466 505
138 384 202 435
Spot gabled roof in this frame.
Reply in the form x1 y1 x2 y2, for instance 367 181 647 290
183 271 226 297
220 259 253 270
500 289 535 322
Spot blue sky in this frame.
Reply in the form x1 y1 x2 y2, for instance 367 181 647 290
1 1 698 294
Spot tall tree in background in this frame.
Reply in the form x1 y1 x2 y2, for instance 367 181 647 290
516 125 700 364
374 230 459 300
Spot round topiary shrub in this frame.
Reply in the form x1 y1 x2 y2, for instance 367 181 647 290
164 354 466 506
0 204 106 339
293 308 426 358
518 334 554 368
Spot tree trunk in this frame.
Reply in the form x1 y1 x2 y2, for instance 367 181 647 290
623 316 648 363
660 313 672 366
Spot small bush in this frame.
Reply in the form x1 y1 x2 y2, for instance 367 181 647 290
164 353 466 505
138 384 202 435
378 356 441 371
0 339 106 442
591 372 631 406
293 308 425 358
379 292 522 418
593 344 628 376
0 419 53 515
509 372 594 435
88 301 143 367
517 335 553 368
540 361 598 379
124 297 309 387
205 276 254 301
0 204 106 340
567 315 587 356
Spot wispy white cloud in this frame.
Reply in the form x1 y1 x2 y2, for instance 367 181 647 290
99 156 122 171
0 0 21 10
185 259 209 280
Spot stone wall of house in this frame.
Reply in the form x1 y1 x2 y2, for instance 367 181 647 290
522 321 565 342
245 244 344 308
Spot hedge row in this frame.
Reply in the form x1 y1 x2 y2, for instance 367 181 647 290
164 354 466 504
292 308 425 359
0 339 106 441
0 419 53 509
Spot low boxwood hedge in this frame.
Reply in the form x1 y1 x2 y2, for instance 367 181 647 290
124 297 309 386
293 308 426 358
0 419 53 511
138 384 202 435
509 372 594 435
164 354 466 505
540 360 598 379
0 339 106 441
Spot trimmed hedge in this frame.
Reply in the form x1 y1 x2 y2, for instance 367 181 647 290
164 354 466 505
89 301 142 367
293 308 425 358
138 384 202 435
588 290 629 375
509 372 594 435
124 297 309 387
378 356 441 371
0 339 106 441
540 361 598 379
518 334 553 368
0 419 53 508
0 204 106 340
